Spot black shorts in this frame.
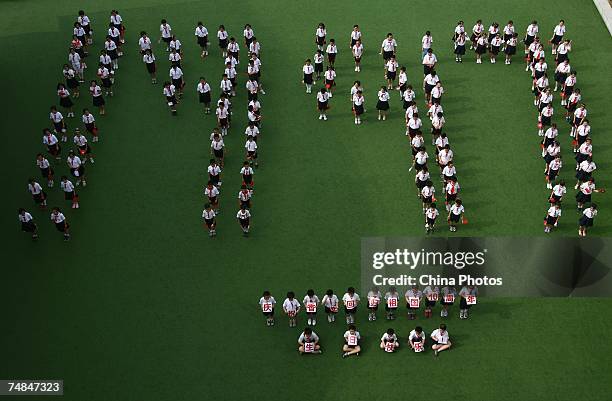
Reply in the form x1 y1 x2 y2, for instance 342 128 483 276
576 192 591 204
93 96 105 107
450 213 461 223
354 104 364 115
314 63 323 73
172 78 183 88
424 83 434 94
579 216 593 228
328 53 336 63
316 36 325 46
219 38 228 48
423 65 433 75
67 78 79 89
454 45 466 55
197 36 208 48
383 50 393 61
55 221 68 232
303 73 313 84
324 306 338 314
213 149 224 158
60 97 73 108
386 70 396 80
476 44 486 54
146 62 156 74
218 117 228 127
262 308 274 317
21 221 37 233
64 190 75 201
491 45 500 55
545 215 557 226
239 218 250 227
242 175 253 185
317 101 328 111
344 307 356 315
547 169 559 181
199 92 211 104
162 37 171 44
204 217 215 228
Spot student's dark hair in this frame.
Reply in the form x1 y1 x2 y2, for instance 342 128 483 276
425 180 433 187
591 203 598 209
353 24 359 28
348 324 356 330
425 30 431 35
263 290 270 296
304 327 312 335
204 203 211 209
287 291 295 298
455 199 462 205
532 20 537 25
387 32 392 37
326 289 333 296
307 289 314 296
243 161 250 166
78 10 85 15
219 24 225 29
207 180 212 185
347 287 355 293
18 208 26 214
476 19 482 23
430 203 436 209
28 177 34 183
387 328 395 335
427 48 433 53
416 326 423 333
508 20 513 24
61 175 67 180
439 323 447 330
437 111 443 117
229 36 236 41
161 18 167 24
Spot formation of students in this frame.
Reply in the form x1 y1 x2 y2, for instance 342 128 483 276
302 24 467 233
259 285 477 357
21 9 124 241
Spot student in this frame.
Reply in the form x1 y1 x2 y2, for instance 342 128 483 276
138 31 152 55
77 10 92 45
60 176 79 209
36 154 54 187
162 82 178 114
578 204 598 237
550 20 566 55
208 134 225 170
204 180 220 214
454 32 467 63
423 285 440 318
414 147 429 173
407 113 423 139
50 207 70 241
420 180 435 213
380 33 397 65
458 286 478 320
49 106 67 142
573 120 591 153
97 63 114 97
302 59 315 93
385 56 398 90
194 22 209 58
408 326 426 352
504 33 518 64
441 159 456 183
243 24 254 48
73 129 94 164
523 20 539 55
384 286 399 320
415 167 430 196
169 48 182 68
453 20 465 41
421 31 433 59
411 132 425 162
554 59 570 92
236 205 251 237
57 84 74 118
62 64 80 98
142 49 157 84
571 104 587 136
313 50 324 81
326 39 338 67
422 48 437 76
89 80 105 115
349 24 362 49
402 85 416 110
398 67 408 98
227 37 240 62
430 81 444 105
367 287 381 321
235 186 251 213
246 77 259 103
104 36 119 70
298 328 322 354
18 208 38 239
28 178 47 209
283 291 301 327
502 20 515 41
431 324 451 356
342 287 360 324
196 77 212 114
489 33 503 63
67 150 86 186
216 102 229 136
470 20 484 50
315 23 326 52
550 180 567 205
249 37 261 58
342 325 361 358
259 290 276 326
576 179 601 210
68 48 84 82
245 136 258 168
317 88 330 121
425 202 439 234
220 74 233 98
423 71 439 105
217 25 229 58
556 39 572 64
321 289 339 323
352 90 365 125
324 66 336 97
202 203 217 237
109 9 125 45
169 64 184 97
431 112 445 146
546 155 562 189
245 121 260 143
240 161 254 191
575 137 593 169
157 19 172 51
207 158 222 188
352 39 363 72
538 103 553 136
405 285 422 320
474 34 487 64
575 156 597 190
440 286 457 317
42 129 61 161
303 289 320 326
448 199 465 232
380 328 400 353
544 203 562 233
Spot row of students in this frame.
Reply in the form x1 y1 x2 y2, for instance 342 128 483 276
258 285 478 327
296 323 453 357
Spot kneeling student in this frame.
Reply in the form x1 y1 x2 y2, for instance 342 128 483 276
342 325 361 358
380 328 399 352
298 327 321 354
408 326 426 352
431 324 451 356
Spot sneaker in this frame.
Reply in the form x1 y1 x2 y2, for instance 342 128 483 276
327 315 332 323
319 115 323 120
307 318 312 325
312 319 316 326
342 352 348 358
323 115 327 120
434 349 439 357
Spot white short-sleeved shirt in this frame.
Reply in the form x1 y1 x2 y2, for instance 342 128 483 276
381 38 397 51
554 24 566 36
342 293 360 308
282 298 300 312
160 23 172 38
431 328 449 344
19 212 34 223
195 25 208 37
450 204 465 215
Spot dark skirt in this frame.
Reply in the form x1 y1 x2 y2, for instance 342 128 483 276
505 45 516 55
490 45 500 55
579 215 593 227
64 190 75 200
93 96 105 107
199 91 211 103
303 73 313 84
146 62 156 74
476 44 487 54
219 38 228 48
454 45 466 55
576 192 591 204
354 104 364 115
317 101 328 111
376 100 389 111
314 63 323 73
386 70 396 80
197 36 208 48
22 221 37 232
60 97 73 108
67 78 79 89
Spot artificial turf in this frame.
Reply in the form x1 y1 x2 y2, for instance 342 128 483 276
1 0 611 400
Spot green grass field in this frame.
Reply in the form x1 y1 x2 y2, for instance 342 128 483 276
1 0 612 399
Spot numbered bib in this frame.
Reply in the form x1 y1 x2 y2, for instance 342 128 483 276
427 293 439 302
444 294 455 303
261 302 273 312
384 341 396 353
347 334 358 346
287 310 296 317
368 298 380 308
330 305 338 313
413 342 424 353
345 300 355 309
409 297 420 308
306 302 317 313
387 297 398 308
466 295 477 305
304 342 315 353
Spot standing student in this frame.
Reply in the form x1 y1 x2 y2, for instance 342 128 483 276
195 22 209 58
68 48 84 82
207 158 222 188
298 328 322 355
454 32 466 62
248 37 261 59
326 39 338 67
550 20 566 55
423 71 439 105
546 155 562 190
441 159 456 183
237 185 251 210
62 64 80 98
556 39 572 64
240 161 254 191
50 106 67 142
202 203 217 237
444 178 460 212
575 156 597 190
504 33 518 64
195 77 211 114
245 135 258 167
302 59 315 93
57 84 74 118
425 202 439 234
28 178 47 209
367 287 381 321
349 24 362 49
50 206 71 241
440 286 457 317
303 289 320 326
169 48 182 68
571 104 587 136
159 19 172 51
447 198 465 232
42 129 61 161
421 31 433 59
453 20 465 41
408 326 426 352
169 64 184 97
97 63 114 97
220 74 233 98
538 103 554 136
317 88 330 121
470 20 484 49
216 102 229 135
324 66 336 97
352 39 363 72
246 77 259 103
459 286 477 319
415 167 430 197
524 20 539 55
60 176 79 209
420 180 435 213
375 87 390 121
36 154 54 187
550 180 567 205
162 82 178 114
245 121 260 143
77 10 92 45
503 20 515 41
385 56 398 90
398 67 408 98
89 80 105 115
380 33 397 66
575 137 593 169
313 50 324 81
422 48 437 76
224 63 237 94
74 128 94 164
578 204 598 237
489 33 503 63
352 89 365 125
554 59 571 92
430 81 444 105
384 286 399 320
18 208 38 239
474 34 487 64
342 287 360 324
67 150 86 186
109 9 125 44
423 285 440 318
576 178 601 210
142 49 157 84
315 23 326 51
169 34 183 57
544 203 562 233
283 291 301 327
104 36 119 70
227 37 240 62
210 133 225 167
138 31 152 54
405 285 422 320
414 146 429 173
243 24 254 48
259 290 276 326
236 205 251 237
321 289 339 323
217 25 229 58
380 328 400 353
204 180 220 214
403 86 416 110
431 112 445 146
431 324 451 356
99 49 112 72
342 325 361 358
